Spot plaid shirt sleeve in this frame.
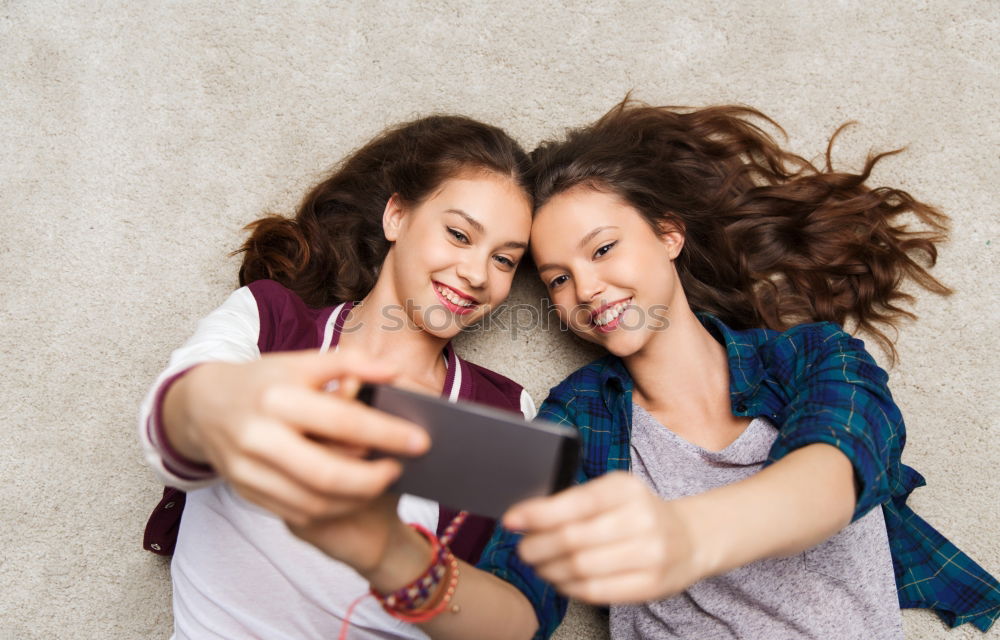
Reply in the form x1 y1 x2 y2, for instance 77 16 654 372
475 391 574 640
760 322 1000 631
763 322 902 521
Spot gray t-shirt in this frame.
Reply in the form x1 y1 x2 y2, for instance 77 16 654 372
610 405 903 640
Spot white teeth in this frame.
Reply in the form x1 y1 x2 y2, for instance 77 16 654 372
594 299 631 326
437 285 474 307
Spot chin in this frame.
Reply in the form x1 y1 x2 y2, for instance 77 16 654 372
419 313 481 340
605 343 642 358
420 320 464 340
598 331 649 358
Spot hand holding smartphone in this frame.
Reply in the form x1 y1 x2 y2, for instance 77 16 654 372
358 383 579 519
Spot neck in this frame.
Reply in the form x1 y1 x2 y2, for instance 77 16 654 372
624 302 731 416
337 276 450 394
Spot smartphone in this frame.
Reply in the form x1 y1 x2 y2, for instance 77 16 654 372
357 383 579 519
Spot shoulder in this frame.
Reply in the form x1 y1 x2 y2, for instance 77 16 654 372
460 359 526 414
760 321 888 386
539 355 621 421
550 354 620 396
698 312 866 362
766 320 871 361
244 278 300 310
245 279 338 352
773 321 854 347
246 278 302 307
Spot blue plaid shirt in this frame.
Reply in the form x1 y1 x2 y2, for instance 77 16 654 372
478 314 999 637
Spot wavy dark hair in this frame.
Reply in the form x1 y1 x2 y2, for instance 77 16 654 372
529 98 951 361
236 115 530 307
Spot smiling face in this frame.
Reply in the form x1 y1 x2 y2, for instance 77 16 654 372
382 171 532 339
531 186 685 358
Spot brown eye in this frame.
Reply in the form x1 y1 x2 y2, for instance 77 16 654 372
448 227 470 244
594 242 616 258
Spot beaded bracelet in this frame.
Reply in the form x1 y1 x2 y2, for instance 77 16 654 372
339 512 468 639
384 548 460 623
377 524 447 611
438 510 468 547
371 511 468 620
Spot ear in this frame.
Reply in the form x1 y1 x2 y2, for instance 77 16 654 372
657 221 685 260
382 194 408 242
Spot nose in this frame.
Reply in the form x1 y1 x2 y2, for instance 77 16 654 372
456 254 488 290
574 268 604 304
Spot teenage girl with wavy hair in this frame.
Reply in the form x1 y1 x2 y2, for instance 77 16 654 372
138 114 538 639
473 99 999 638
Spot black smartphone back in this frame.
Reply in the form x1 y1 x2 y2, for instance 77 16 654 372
357 383 579 519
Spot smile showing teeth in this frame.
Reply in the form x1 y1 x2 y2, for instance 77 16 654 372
594 298 631 327
436 284 475 308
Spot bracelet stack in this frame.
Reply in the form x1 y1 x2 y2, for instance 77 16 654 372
371 510 469 623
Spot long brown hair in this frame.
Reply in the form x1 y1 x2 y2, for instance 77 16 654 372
529 98 950 360
237 115 530 307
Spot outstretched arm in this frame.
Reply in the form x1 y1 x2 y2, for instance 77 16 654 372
139 284 432 526
503 443 853 604
504 323 898 605
161 351 430 525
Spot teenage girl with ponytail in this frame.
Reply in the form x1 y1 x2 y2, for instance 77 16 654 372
138 115 537 639
472 99 1000 638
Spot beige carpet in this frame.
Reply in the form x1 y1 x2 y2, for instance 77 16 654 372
1 2 997 638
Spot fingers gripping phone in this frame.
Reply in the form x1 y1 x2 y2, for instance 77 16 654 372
357 383 579 519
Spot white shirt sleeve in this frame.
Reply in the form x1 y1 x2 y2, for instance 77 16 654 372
519 388 537 420
138 287 261 490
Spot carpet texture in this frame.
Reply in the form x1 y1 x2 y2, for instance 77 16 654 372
1 2 997 638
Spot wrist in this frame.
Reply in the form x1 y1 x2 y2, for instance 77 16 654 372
361 518 434 593
671 493 727 581
161 364 213 465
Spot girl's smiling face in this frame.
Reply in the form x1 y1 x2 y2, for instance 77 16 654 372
384 171 531 339
531 186 684 358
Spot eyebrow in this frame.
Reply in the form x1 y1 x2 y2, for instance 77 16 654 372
536 225 619 272
580 225 618 248
446 208 484 233
446 208 528 250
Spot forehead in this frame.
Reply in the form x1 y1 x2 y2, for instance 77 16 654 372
531 187 645 246
423 173 531 231
425 171 527 208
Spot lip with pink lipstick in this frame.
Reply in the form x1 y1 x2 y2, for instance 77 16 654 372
590 297 633 333
433 281 480 315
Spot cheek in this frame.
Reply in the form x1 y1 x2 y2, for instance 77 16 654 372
422 240 454 268
608 252 648 281
550 292 592 331
427 250 469 284
394 235 428 271
488 271 516 301
619 306 647 333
